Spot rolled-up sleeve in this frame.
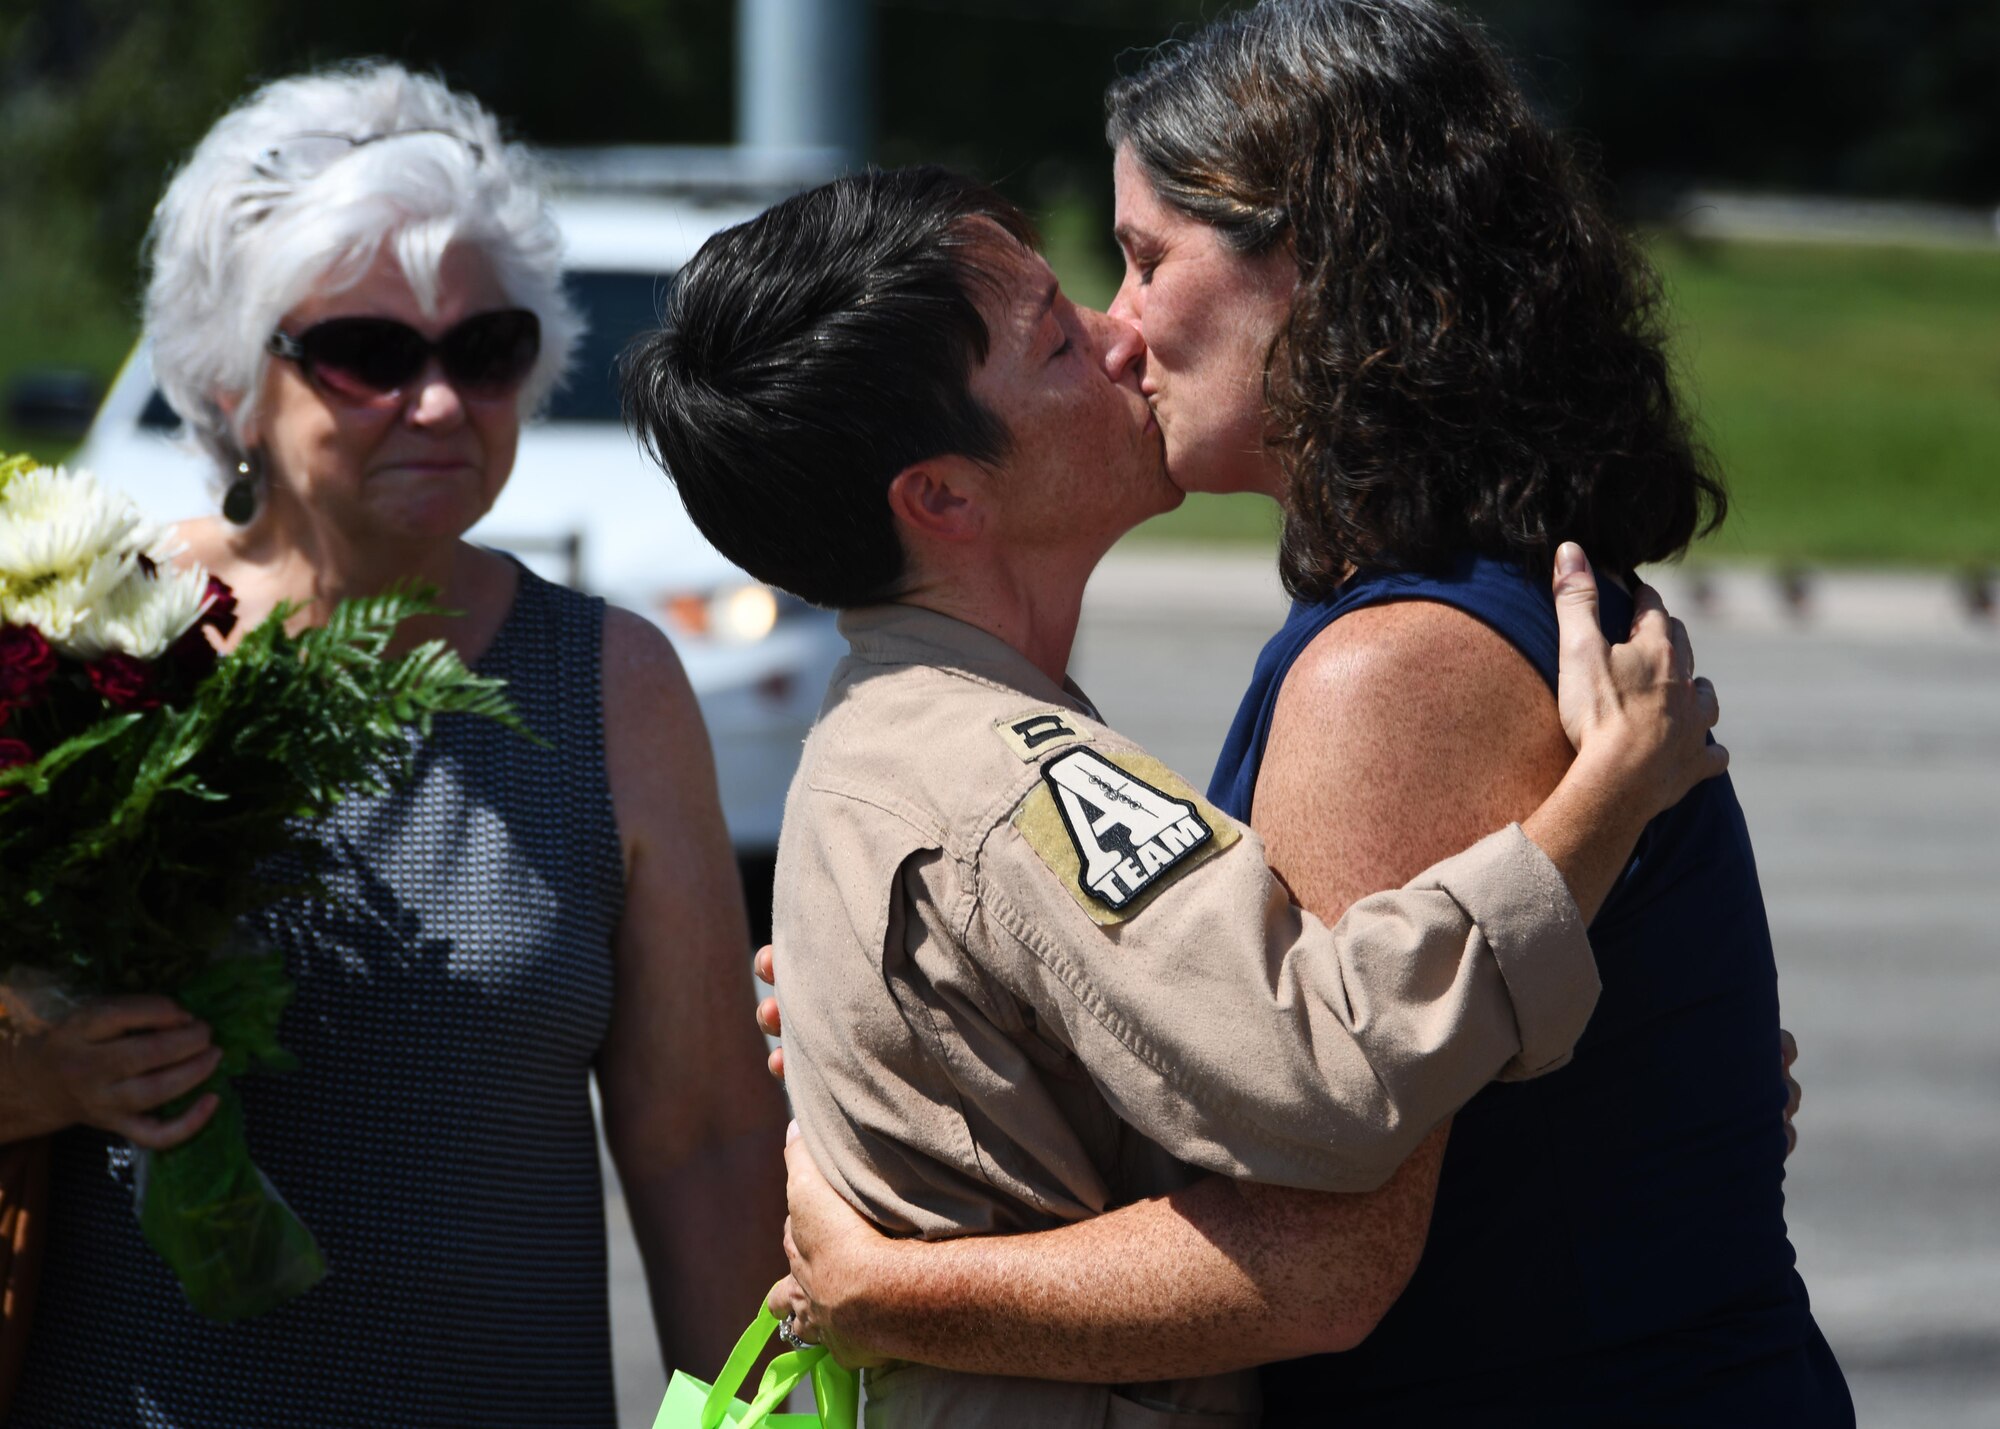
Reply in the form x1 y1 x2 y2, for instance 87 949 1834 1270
1432 822 1595 1079
973 817 1597 1194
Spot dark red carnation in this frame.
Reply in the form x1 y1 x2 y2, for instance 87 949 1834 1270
88 653 162 711
199 576 238 639
0 624 56 711
0 736 33 799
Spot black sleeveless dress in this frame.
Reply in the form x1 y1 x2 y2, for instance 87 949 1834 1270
16 566 628 1427
1211 555 1853 1426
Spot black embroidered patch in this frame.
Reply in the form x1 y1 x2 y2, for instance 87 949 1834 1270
992 708 1091 763
1012 713 1076 749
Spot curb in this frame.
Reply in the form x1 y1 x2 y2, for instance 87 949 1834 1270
1086 544 2000 640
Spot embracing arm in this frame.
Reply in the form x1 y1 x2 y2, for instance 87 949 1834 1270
776 1120 1447 1378
766 591 1560 1375
595 607 790 1376
772 550 1716 1375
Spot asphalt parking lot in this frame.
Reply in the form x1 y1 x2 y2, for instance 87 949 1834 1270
605 550 2000 1428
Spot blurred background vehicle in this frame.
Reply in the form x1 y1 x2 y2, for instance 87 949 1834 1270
63 156 848 944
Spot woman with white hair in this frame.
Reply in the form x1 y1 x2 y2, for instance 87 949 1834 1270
1 63 787 1425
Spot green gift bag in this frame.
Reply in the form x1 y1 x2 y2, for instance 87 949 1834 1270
655 1306 859 1429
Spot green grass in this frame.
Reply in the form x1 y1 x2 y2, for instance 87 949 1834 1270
1653 236 2000 566
1042 221 2000 565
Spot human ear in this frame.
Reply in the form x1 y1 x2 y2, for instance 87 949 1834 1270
886 457 986 545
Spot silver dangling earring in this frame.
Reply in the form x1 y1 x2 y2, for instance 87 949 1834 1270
223 449 262 525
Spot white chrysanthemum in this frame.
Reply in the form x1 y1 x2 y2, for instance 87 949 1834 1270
0 465 156 583
0 550 135 644
63 560 214 661
144 524 191 569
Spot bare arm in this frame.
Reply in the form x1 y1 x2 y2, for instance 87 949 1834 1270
595 607 790 1377
1254 602 1578 953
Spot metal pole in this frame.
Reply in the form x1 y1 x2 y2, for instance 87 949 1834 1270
737 0 871 167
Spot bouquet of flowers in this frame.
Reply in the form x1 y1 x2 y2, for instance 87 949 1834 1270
0 452 531 1320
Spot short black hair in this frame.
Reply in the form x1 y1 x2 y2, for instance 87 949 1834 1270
621 167 1038 608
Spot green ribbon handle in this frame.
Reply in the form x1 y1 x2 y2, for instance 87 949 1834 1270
739 1347 822 1424
700 1310 781 1428
810 1352 861 1429
699 1307 856 1429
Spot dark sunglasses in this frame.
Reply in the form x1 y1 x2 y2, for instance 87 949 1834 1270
266 308 540 403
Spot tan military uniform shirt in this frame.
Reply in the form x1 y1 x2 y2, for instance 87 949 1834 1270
775 604 1599 1429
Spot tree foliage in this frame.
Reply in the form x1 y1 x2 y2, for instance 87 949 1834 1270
0 0 1992 354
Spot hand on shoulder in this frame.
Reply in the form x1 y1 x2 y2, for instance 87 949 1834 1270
1548 545 1725 822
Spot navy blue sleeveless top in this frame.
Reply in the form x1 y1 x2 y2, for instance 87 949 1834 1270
1212 555 1852 1426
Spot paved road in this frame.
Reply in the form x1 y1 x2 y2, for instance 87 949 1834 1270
605 552 2000 1427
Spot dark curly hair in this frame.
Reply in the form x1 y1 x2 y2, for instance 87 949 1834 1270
1106 0 1726 598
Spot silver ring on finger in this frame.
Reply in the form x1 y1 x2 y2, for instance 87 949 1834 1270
779 1312 814 1351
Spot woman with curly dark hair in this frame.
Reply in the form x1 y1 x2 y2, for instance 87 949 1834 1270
1100 1 1850 1421
1107 0 1727 596
760 1 1850 1422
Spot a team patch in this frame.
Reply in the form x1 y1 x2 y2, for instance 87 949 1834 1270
1011 748 1240 925
992 708 1091 763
